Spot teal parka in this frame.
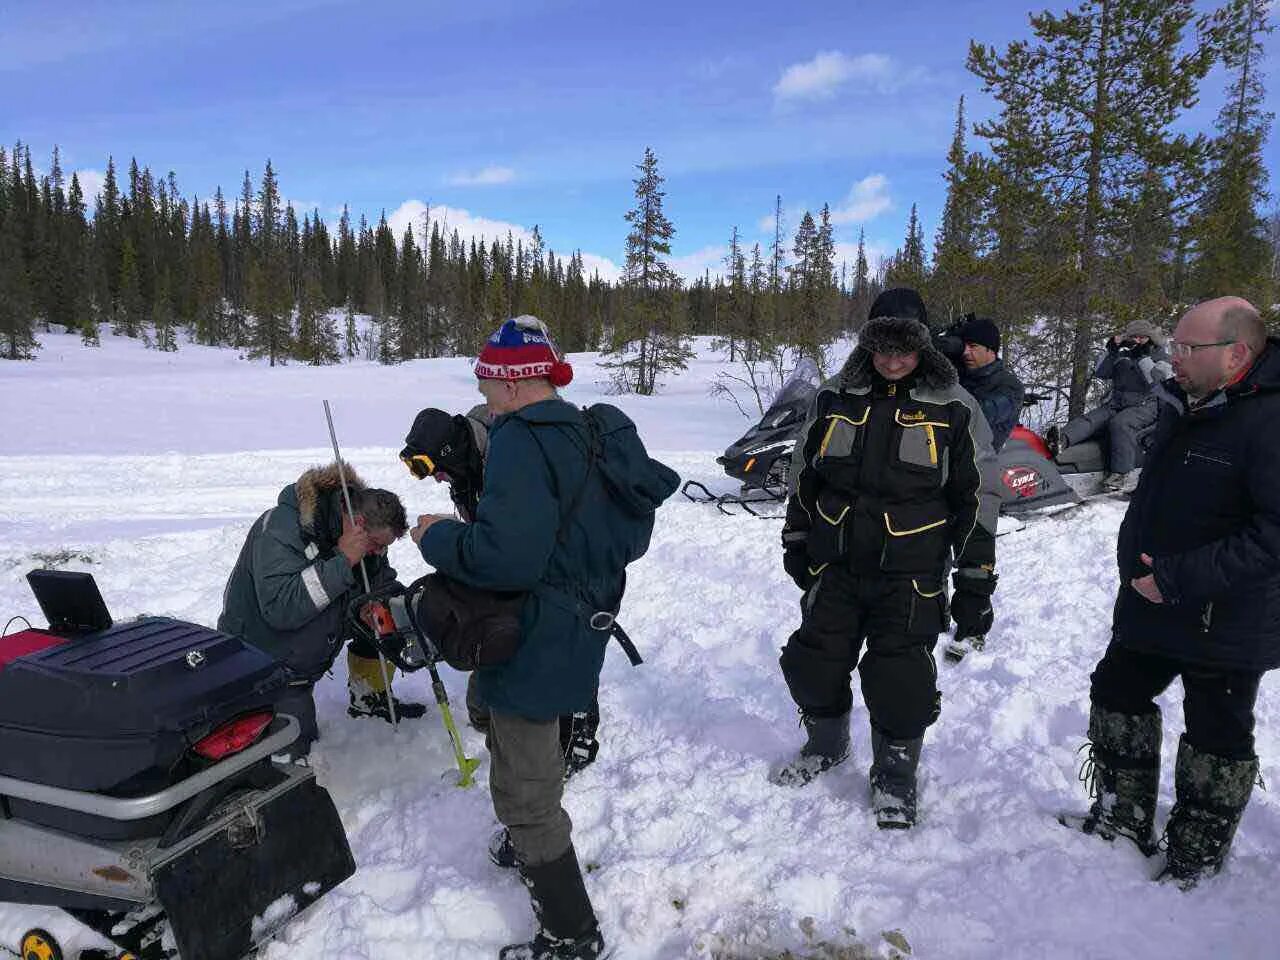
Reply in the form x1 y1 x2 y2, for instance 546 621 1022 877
418 397 677 719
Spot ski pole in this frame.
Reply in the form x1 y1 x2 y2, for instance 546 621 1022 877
323 400 398 728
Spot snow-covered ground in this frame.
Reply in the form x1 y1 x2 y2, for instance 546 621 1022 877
2 329 1277 960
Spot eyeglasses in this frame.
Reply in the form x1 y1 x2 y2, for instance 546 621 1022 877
1168 339 1237 359
400 452 436 479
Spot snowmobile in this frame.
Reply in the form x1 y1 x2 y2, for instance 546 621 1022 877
681 359 819 516
684 359 1106 520
1 570 356 960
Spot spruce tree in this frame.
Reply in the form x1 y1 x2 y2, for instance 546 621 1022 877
969 0 1217 414
246 161 293 365
0 197 36 359
117 236 144 338
1187 0 1273 302
605 147 691 395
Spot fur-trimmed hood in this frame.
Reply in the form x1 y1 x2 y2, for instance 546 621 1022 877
840 316 959 391
286 461 366 535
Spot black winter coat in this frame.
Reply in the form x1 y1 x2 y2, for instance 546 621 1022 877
959 358 1025 452
1113 339 1280 671
783 344 999 588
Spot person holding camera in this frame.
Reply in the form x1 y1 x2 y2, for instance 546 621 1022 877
1046 319 1172 493
411 315 677 960
938 315 1025 452
399 403 605 780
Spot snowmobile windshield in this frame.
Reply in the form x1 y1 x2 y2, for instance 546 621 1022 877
759 360 820 429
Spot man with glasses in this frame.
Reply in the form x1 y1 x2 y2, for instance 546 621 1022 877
1062 296 1280 889
218 465 422 758
1046 319 1173 493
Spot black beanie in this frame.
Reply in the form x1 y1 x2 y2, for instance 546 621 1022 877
869 287 928 328
959 316 1001 354
401 408 475 476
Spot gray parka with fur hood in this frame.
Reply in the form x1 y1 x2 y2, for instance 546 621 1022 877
219 463 394 679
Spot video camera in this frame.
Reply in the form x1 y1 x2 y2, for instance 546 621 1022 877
933 312 974 367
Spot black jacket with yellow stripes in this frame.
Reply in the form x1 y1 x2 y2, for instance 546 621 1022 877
783 323 999 584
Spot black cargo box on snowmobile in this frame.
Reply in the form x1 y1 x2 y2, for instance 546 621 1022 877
0 616 287 839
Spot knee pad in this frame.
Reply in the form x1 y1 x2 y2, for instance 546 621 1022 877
860 647 939 738
780 641 854 717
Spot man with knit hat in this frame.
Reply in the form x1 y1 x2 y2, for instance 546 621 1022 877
1048 319 1173 493
412 315 678 960
399 402 606 778
949 315 1025 452
773 288 999 830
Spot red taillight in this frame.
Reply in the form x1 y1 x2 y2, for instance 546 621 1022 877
192 711 274 761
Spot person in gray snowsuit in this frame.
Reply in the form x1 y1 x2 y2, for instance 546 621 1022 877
1049 319 1173 492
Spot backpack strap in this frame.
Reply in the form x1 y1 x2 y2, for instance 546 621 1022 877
523 408 643 667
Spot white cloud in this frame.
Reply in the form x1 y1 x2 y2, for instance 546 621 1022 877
773 51 907 103
833 240 888 273
72 168 105 202
830 174 892 225
669 245 729 283
386 199 621 284
446 165 516 187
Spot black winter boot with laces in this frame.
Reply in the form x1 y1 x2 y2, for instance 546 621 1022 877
1058 704 1161 855
499 845 609 960
1156 736 1257 890
769 710 851 786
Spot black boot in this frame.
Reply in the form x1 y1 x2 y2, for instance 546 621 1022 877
489 828 520 869
560 709 600 781
1059 705 1161 855
1157 737 1257 890
347 690 428 722
499 845 607 960
870 730 923 829
770 710 851 786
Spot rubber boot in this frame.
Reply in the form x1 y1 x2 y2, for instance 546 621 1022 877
1157 737 1257 890
770 710 851 787
1059 704 1161 855
870 729 923 829
499 845 607 960
346 649 428 722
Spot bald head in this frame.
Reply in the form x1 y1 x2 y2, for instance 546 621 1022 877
1172 297 1264 398
1185 297 1265 352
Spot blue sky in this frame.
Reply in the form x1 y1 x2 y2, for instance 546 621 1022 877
5 0 1277 282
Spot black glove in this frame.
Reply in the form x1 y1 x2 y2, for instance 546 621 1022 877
951 568 998 637
783 546 814 591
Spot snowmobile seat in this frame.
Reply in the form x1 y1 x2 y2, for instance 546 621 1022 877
1056 439 1105 475
0 628 65 671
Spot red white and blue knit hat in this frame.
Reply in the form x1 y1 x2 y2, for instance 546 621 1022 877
474 315 574 387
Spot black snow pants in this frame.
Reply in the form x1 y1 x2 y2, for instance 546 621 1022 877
1091 641 1263 760
780 566 945 739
